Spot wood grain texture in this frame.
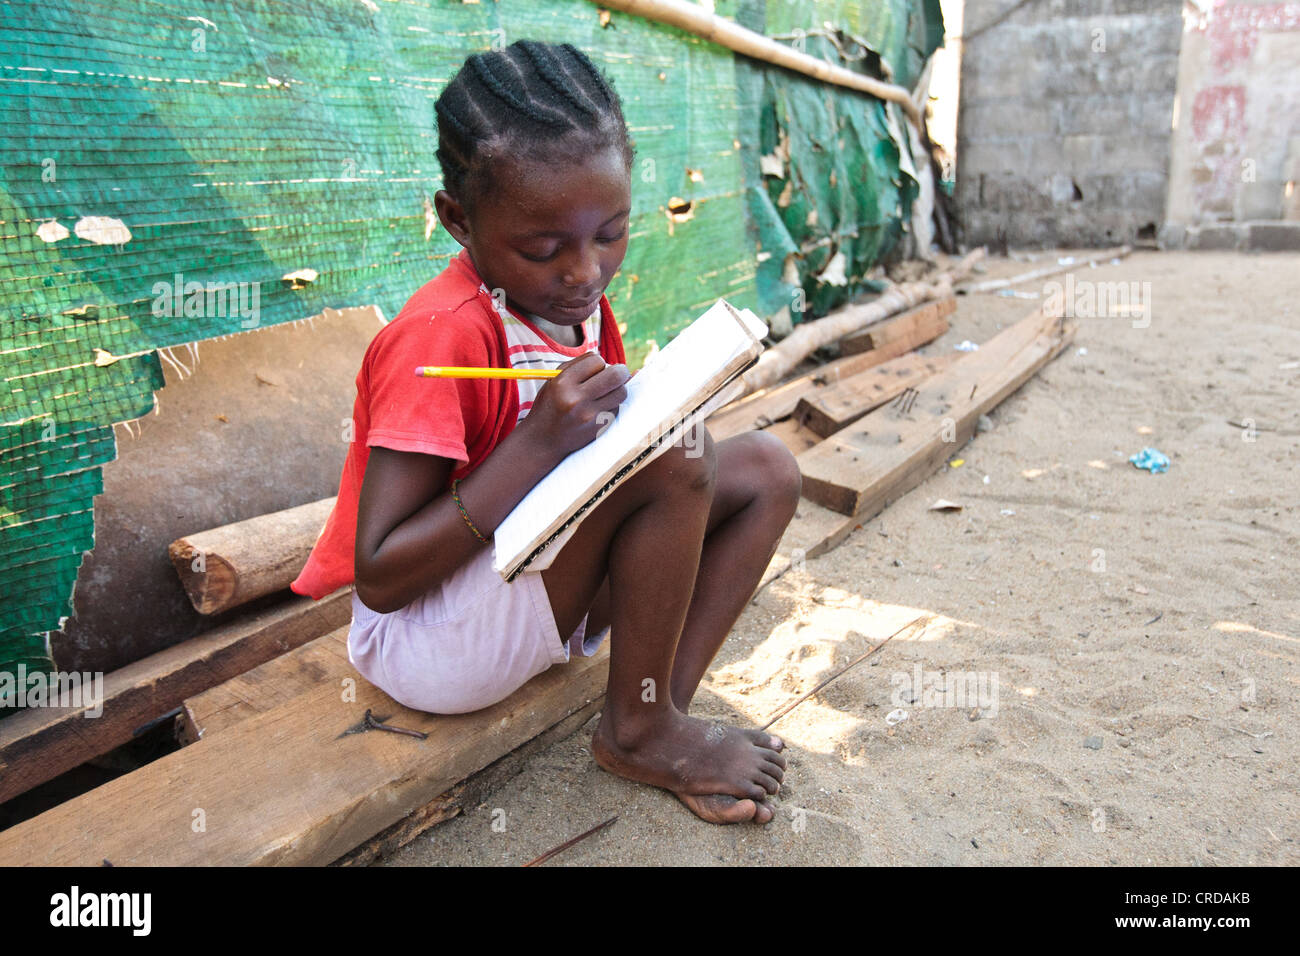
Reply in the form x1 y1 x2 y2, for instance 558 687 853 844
798 309 1075 516
168 497 336 615
0 642 610 866
331 697 605 866
839 296 955 356
0 588 351 805
183 625 608 865
706 299 954 441
794 352 959 438
179 627 352 744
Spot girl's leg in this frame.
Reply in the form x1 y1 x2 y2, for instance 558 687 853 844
540 429 786 822
579 429 801 824
581 429 802 710
669 429 802 710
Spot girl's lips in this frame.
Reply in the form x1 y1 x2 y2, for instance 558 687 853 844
553 296 600 314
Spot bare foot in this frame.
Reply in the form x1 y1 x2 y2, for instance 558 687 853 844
675 730 784 824
676 792 777 824
592 710 786 822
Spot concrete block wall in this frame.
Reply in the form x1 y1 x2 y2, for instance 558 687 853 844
955 0 1185 247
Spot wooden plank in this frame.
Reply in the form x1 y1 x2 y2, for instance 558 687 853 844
168 497 335 615
794 352 959 438
761 417 823 456
332 696 604 866
799 309 1075 516
756 311 1073 594
0 643 610 866
839 296 954 356
840 296 955 355
0 587 352 805
178 628 351 744
740 256 980 391
705 299 953 441
181 626 604 865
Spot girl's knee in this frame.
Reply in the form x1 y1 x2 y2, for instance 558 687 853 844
645 424 716 493
742 431 802 512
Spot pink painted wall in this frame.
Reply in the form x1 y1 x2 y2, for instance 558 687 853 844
1167 0 1300 223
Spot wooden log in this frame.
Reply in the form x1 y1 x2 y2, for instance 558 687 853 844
840 296 955 356
955 246 1131 295
168 497 335 615
798 308 1075 516
706 298 955 441
738 250 984 394
0 587 352 805
794 352 958 438
0 643 610 866
593 0 922 127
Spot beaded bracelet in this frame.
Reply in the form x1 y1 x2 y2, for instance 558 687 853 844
450 478 489 543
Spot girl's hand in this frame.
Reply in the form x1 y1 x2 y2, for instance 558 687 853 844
523 352 629 458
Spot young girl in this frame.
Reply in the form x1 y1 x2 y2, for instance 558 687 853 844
291 40 802 825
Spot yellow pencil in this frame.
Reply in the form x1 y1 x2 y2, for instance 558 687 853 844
415 365 561 380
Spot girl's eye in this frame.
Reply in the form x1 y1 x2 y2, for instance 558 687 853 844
597 230 626 244
518 247 558 263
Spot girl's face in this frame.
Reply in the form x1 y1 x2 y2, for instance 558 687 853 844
436 143 632 328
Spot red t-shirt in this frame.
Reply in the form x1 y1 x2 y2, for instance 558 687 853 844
290 250 627 600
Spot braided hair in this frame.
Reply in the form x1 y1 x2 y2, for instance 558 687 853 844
435 40 633 210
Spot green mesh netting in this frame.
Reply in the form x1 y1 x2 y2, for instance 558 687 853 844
0 0 941 700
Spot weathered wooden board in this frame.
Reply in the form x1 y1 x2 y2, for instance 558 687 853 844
839 296 955 356
799 309 1074 516
794 352 958 438
706 299 954 440
0 588 351 805
0 639 609 866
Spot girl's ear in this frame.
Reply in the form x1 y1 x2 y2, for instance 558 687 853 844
434 190 472 247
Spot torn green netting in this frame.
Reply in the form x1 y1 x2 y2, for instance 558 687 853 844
0 0 941 704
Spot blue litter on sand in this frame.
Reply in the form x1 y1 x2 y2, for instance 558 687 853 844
1129 447 1170 473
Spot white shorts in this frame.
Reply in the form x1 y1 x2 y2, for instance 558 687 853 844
347 544 609 715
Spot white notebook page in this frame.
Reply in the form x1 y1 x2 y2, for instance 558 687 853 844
492 299 766 579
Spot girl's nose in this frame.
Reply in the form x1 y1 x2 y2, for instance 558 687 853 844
562 245 601 287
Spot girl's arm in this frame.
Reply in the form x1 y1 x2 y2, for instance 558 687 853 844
354 352 628 613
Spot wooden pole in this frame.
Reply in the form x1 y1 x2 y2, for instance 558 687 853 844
955 246 1132 295
590 0 922 127
167 497 335 615
738 248 985 394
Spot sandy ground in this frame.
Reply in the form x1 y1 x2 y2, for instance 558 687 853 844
383 249 1299 866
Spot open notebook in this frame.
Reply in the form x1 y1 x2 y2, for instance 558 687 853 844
493 299 768 581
